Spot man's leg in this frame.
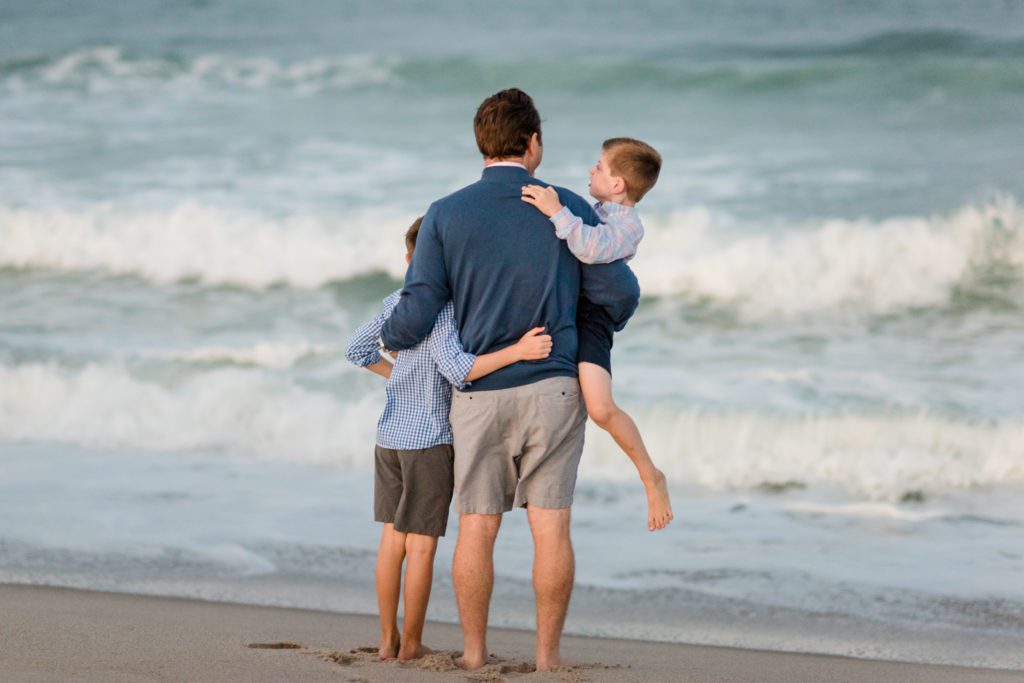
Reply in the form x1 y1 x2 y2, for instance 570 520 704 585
452 512 502 670
397 532 439 660
375 523 406 660
526 505 574 671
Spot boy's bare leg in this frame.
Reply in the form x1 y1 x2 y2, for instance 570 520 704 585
375 523 406 659
527 505 574 671
397 532 439 660
452 513 502 670
578 362 674 531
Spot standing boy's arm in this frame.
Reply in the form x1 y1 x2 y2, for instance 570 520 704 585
345 291 400 369
364 358 393 379
427 303 552 389
381 205 450 351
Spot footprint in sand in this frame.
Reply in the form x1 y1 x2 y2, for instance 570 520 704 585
316 650 360 665
247 642 304 649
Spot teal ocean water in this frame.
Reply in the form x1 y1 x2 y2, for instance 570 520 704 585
1 0 1022 668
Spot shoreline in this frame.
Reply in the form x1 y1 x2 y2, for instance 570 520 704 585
3 583 1023 683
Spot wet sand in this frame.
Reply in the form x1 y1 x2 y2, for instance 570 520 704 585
2 583 1022 683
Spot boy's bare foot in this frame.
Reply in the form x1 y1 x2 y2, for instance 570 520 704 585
397 642 433 661
643 469 674 531
378 636 400 660
455 651 488 670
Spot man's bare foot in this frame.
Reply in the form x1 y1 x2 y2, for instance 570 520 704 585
643 469 674 531
535 653 561 671
397 642 433 661
455 651 488 670
378 636 400 660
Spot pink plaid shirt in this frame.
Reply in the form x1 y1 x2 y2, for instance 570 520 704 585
549 201 644 264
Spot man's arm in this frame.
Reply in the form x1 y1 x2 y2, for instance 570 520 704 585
580 260 641 331
381 205 450 351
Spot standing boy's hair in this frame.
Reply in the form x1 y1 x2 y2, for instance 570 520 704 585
405 216 423 255
603 138 662 202
474 88 542 159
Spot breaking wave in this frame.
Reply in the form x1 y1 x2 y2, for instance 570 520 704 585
4 40 1024 97
1 47 399 94
2 198 1021 318
0 361 1021 500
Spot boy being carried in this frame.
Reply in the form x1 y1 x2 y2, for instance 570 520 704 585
521 137 673 531
344 217 551 660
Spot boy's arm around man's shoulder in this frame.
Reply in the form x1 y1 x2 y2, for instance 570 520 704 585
553 186 600 227
381 204 451 351
555 187 641 331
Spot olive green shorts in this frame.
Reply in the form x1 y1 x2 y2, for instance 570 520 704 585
449 376 587 515
373 443 454 537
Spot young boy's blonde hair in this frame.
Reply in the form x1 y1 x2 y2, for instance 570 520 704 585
603 138 661 202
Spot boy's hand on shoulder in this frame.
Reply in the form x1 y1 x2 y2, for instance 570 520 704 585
521 185 564 217
514 326 552 361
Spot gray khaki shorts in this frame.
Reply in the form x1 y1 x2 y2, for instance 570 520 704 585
449 376 586 514
374 443 454 537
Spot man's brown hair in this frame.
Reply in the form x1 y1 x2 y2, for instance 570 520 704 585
405 216 423 254
474 88 542 158
603 137 662 202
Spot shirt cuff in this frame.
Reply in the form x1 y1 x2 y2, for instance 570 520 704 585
354 349 382 367
452 352 476 390
549 207 577 237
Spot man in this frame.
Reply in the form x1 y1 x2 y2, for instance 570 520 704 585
381 88 640 671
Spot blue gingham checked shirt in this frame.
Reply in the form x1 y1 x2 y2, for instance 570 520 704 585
345 290 476 450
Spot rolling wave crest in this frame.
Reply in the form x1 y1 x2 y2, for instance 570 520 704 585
2 198 1021 318
0 361 1020 500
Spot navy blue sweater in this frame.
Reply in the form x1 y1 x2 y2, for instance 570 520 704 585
381 165 641 392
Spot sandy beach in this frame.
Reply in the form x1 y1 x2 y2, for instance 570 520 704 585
2 583 1021 683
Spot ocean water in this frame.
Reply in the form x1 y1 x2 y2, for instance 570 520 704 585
1 0 1023 669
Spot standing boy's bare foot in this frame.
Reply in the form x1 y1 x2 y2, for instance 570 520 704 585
378 637 400 660
397 642 433 661
455 652 488 670
643 469 674 531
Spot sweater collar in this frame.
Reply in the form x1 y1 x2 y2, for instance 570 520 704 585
481 165 532 182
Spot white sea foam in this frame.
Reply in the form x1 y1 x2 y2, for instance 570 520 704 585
2 199 1020 317
5 46 399 94
582 407 1024 500
0 362 380 466
782 501 949 522
0 201 407 287
156 342 337 369
636 197 1024 316
1 362 1021 500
